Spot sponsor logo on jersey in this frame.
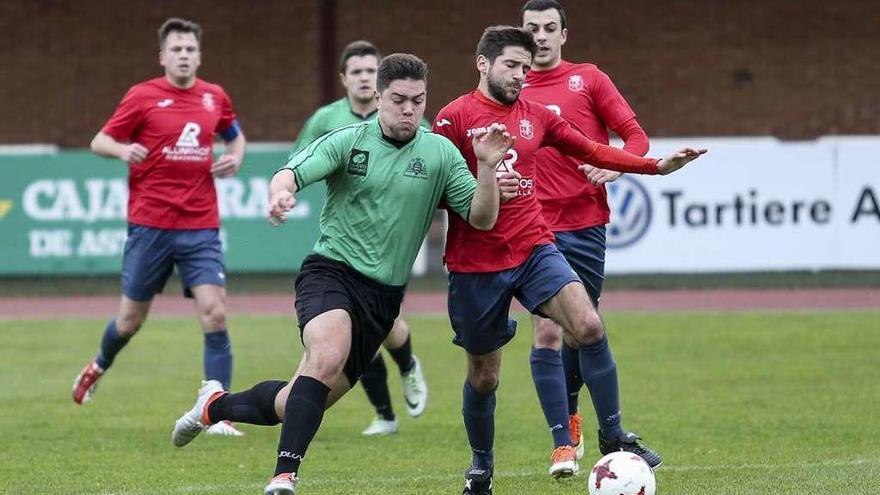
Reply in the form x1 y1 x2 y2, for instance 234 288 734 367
568 75 584 91
465 126 490 138
404 158 429 180
519 119 534 140
162 122 211 161
347 149 370 176
202 93 215 111
546 104 561 116
436 119 451 127
157 98 174 108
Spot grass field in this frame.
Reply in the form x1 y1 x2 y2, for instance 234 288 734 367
1 311 878 494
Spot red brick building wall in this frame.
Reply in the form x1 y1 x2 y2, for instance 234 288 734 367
2 0 877 147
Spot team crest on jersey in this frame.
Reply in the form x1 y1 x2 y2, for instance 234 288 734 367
347 148 370 176
404 158 429 180
568 75 584 91
519 119 534 140
202 93 215 111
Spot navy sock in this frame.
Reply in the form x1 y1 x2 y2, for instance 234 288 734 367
204 330 232 390
208 380 287 425
462 380 495 470
561 343 583 416
360 355 395 421
95 319 130 370
579 334 624 439
387 334 414 374
275 376 330 476
530 347 572 448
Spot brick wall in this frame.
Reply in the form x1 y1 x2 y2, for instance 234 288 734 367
2 0 877 146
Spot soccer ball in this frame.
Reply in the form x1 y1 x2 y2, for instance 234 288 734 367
587 451 656 495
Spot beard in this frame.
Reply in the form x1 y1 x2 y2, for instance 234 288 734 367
486 73 520 105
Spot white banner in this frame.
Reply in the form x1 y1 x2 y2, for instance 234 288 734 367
604 137 880 273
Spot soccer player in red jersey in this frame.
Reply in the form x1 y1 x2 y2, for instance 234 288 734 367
433 26 704 492
71 18 247 437
520 0 651 467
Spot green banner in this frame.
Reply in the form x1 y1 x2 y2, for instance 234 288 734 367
0 150 324 275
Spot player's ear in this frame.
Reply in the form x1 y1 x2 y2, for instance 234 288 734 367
476 55 489 76
339 71 347 87
560 28 568 46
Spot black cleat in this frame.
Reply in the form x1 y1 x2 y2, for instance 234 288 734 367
598 430 662 470
462 467 493 495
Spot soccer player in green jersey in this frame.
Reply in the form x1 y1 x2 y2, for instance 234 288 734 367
172 53 518 495
293 40 430 436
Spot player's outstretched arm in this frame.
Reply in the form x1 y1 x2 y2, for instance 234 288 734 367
469 123 516 230
90 132 148 164
656 148 708 175
267 169 298 226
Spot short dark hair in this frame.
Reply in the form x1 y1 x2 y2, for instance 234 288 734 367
377 53 428 93
520 0 568 30
339 40 381 73
158 18 202 49
476 26 537 63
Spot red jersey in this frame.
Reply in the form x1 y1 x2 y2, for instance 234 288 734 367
101 77 237 229
433 90 658 273
522 61 645 231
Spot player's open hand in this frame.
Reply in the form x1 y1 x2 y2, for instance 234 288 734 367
656 148 707 175
578 165 622 186
268 190 296 226
497 171 521 203
122 143 148 164
211 154 242 178
473 123 516 168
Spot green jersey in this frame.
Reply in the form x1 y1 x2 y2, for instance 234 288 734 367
284 119 477 285
292 97 429 153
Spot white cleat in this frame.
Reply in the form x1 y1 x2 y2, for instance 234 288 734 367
401 355 428 417
205 420 245 437
264 472 298 495
171 380 225 447
361 416 399 436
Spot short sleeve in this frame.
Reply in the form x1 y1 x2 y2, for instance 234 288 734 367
281 127 349 190
441 141 477 221
101 86 143 142
216 87 237 134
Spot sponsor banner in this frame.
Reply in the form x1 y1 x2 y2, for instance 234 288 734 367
0 151 324 275
604 137 880 273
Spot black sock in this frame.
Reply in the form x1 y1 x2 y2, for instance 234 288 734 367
387 334 414 374
360 355 395 421
275 376 330 476
208 380 287 425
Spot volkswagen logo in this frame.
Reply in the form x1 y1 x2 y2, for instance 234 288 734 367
607 176 652 249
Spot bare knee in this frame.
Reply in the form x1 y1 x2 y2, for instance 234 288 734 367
199 302 227 331
116 310 147 336
565 310 605 346
533 316 562 349
467 356 500 393
301 348 347 385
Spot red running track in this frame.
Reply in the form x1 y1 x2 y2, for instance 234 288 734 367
1 289 878 319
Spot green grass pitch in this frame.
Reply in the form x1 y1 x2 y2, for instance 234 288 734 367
1 311 878 494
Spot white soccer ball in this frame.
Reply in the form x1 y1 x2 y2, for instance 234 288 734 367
587 451 656 495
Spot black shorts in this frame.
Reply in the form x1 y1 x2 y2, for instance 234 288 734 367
294 254 405 386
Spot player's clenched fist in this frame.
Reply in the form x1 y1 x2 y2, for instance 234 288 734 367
268 190 296 226
497 171 521 203
472 123 516 168
122 143 149 164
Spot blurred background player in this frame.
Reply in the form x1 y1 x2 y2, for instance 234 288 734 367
71 18 247 437
433 26 704 492
520 0 652 465
171 54 516 495
291 40 428 436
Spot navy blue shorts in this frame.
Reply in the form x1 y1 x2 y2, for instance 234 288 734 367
554 225 606 306
121 224 225 301
447 243 581 355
